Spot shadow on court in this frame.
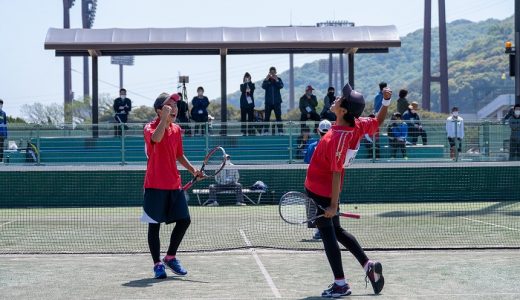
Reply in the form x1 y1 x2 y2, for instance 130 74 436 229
1 250 520 299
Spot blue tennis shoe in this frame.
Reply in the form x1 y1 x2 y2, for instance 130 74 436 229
163 257 188 276
153 263 167 279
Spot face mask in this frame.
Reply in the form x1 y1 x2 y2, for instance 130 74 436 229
198 92 203 97
328 92 335 97
306 92 312 96
411 110 417 114
120 95 126 100
452 111 459 117
515 110 520 117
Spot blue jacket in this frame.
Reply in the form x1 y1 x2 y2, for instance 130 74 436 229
387 122 408 140
262 77 284 106
374 92 383 113
240 82 255 109
191 96 210 117
304 140 319 163
0 109 7 138
402 110 422 127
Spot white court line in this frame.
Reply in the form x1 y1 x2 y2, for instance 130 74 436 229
0 221 14 228
239 229 282 299
460 217 520 232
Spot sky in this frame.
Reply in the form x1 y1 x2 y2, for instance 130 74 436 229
0 0 514 118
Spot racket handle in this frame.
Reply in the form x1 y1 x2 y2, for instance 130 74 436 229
338 212 361 219
182 181 194 191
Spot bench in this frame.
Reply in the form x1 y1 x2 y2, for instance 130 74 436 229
191 188 266 205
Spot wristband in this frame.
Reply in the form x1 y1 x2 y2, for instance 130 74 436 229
382 99 391 107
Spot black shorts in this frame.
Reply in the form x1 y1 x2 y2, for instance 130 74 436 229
141 188 189 224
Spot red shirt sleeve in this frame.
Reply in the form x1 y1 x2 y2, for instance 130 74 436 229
329 137 347 173
358 117 380 136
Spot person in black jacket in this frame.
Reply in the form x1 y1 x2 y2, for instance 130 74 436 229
240 72 255 136
113 88 132 136
262 66 284 135
175 93 191 135
190 87 210 135
299 85 320 131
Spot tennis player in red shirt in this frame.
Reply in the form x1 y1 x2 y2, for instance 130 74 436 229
305 83 391 297
141 92 201 279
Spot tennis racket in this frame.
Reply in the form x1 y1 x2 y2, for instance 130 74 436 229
182 146 227 191
279 191 360 225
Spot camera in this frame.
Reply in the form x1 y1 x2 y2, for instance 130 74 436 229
178 76 189 84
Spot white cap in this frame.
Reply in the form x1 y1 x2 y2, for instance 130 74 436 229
318 120 332 133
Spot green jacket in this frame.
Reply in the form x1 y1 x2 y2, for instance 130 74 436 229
299 94 318 115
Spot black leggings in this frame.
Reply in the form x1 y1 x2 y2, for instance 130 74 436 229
307 189 369 279
147 218 191 264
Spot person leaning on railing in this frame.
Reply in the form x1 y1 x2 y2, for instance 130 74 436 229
504 104 520 161
113 88 132 136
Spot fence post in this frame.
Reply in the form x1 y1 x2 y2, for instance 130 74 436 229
454 119 459 162
205 122 209 153
36 124 41 166
372 133 376 163
120 124 126 165
483 121 490 157
288 121 293 163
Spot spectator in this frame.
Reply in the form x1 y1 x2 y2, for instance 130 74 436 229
190 87 210 135
303 119 331 240
262 66 284 135
396 89 410 115
505 104 520 161
175 93 191 135
387 112 408 159
240 72 256 136
373 81 387 113
362 114 380 159
304 120 331 163
206 155 246 206
320 86 337 121
402 101 428 145
296 126 312 160
253 109 265 135
299 85 320 131
446 107 464 160
0 99 6 163
113 88 132 136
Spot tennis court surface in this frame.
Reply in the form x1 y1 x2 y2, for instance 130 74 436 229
1 163 519 299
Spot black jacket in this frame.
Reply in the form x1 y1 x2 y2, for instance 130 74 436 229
240 82 255 109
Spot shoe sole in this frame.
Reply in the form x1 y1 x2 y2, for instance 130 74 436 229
321 290 352 298
154 273 167 279
371 262 384 294
163 260 188 276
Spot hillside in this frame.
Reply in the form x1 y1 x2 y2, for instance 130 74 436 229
219 16 515 117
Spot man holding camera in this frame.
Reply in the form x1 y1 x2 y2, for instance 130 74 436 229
262 66 284 135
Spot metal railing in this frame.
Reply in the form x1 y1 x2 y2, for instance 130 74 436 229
0 120 517 165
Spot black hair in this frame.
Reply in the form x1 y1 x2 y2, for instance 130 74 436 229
515 104 520 109
327 87 335 92
197 86 204 92
269 66 276 72
379 82 387 91
342 113 356 127
119 88 126 93
153 93 170 110
399 89 408 98
452 106 459 112
0 99 3 104
244 72 251 80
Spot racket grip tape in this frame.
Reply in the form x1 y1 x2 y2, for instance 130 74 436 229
338 212 361 219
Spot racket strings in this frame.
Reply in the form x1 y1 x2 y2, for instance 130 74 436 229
279 193 317 224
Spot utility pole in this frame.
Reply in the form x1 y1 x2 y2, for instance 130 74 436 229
81 0 97 99
516 0 520 104
422 0 449 113
63 0 75 124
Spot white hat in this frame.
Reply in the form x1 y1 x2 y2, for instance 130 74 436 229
318 120 332 133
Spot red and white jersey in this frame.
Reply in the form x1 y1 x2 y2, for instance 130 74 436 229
304 117 379 197
143 118 184 190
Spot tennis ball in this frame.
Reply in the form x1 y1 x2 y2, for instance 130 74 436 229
354 206 358 210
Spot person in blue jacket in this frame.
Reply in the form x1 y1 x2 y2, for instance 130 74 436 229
262 66 284 135
190 87 210 135
373 82 387 114
387 112 408 159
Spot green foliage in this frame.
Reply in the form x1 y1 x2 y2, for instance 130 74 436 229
6 116 26 124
